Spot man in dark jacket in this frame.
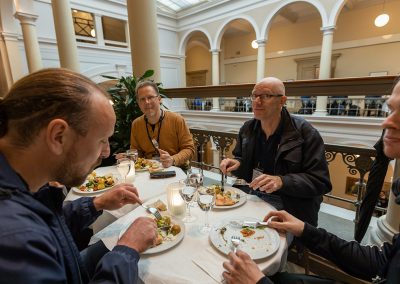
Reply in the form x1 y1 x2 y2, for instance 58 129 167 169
222 78 400 284
0 68 157 283
220 77 331 226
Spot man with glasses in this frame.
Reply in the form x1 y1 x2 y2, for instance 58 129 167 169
223 78 400 284
220 77 331 226
130 80 194 169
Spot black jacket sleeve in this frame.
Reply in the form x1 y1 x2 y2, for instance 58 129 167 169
300 223 390 281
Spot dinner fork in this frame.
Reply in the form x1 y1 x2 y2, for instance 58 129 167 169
151 138 159 150
140 202 162 220
231 236 241 253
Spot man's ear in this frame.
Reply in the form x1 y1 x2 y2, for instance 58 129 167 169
281 96 287 105
46 119 69 155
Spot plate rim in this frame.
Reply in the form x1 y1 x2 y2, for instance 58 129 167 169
119 215 185 254
209 216 280 260
211 186 247 209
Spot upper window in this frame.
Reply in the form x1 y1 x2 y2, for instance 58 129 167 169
102 16 127 47
72 9 96 43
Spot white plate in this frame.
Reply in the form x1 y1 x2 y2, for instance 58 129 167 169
72 173 115 195
72 185 113 195
212 186 247 209
119 215 185 254
209 217 280 260
134 159 162 172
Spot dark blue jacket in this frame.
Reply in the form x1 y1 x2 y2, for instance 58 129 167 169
0 154 140 283
233 107 332 226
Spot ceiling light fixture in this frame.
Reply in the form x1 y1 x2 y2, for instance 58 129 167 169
90 28 96 37
251 40 258 49
374 0 389 27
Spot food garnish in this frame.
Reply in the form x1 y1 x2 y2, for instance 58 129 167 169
240 227 256 238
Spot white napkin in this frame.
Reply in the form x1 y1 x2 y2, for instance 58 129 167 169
192 248 227 283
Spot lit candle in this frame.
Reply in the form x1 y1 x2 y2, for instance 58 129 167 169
167 182 186 216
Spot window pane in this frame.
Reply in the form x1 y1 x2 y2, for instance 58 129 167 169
102 16 126 43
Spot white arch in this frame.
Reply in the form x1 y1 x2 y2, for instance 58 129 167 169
178 27 212 55
328 0 347 27
82 64 133 83
260 0 327 40
213 14 259 50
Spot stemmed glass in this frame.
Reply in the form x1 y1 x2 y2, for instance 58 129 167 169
116 158 131 183
126 149 138 162
187 167 204 189
197 188 215 233
179 185 197 223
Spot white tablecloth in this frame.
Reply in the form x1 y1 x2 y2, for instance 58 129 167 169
91 193 289 284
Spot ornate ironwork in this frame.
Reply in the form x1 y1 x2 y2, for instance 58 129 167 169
211 134 235 161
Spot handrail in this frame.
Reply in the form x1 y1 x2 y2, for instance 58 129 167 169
165 76 397 99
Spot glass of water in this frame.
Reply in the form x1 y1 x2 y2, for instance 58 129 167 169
197 188 215 233
116 158 131 183
179 185 197 223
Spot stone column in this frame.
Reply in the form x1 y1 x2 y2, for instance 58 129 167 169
256 39 266 82
93 14 104 47
210 49 220 111
314 26 335 116
51 0 80 72
370 159 400 245
127 0 160 81
14 12 42 73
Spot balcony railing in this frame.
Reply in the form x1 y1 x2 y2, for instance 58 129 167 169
189 128 388 239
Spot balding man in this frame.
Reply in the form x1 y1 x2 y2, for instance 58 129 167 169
220 77 331 226
222 77 400 284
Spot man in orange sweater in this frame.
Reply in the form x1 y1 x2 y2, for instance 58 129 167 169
130 81 195 169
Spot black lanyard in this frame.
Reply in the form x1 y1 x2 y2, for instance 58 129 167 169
145 110 164 151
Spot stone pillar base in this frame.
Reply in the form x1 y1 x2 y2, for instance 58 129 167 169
370 214 397 246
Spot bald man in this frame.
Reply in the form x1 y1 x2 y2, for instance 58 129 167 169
220 77 331 226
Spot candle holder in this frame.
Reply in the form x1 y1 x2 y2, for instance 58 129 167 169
166 182 186 216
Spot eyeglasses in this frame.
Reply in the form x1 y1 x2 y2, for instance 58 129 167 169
137 95 159 103
250 94 283 101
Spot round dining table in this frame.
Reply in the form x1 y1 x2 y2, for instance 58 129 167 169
82 167 290 284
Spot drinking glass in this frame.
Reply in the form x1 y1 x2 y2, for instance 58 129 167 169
187 167 203 189
197 188 215 233
126 149 138 162
116 158 131 183
179 185 197 223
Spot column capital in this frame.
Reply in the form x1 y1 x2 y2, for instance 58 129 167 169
210 48 220 54
320 25 336 35
256 38 267 46
14 12 38 25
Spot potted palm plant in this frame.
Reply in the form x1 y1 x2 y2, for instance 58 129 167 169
101 70 166 165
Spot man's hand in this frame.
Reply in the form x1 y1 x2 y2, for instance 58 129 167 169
222 250 265 284
93 183 140 211
117 217 157 253
158 148 174 168
264 210 305 237
249 174 282 193
220 158 240 174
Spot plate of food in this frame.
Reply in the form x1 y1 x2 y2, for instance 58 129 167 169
72 171 115 194
119 214 185 254
209 217 280 260
134 158 163 172
205 185 247 209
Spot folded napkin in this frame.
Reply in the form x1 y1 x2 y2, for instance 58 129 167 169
192 248 227 283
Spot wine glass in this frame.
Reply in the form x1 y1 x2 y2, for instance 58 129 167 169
179 185 197 223
126 149 138 162
116 158 131 183
197 188 215 233
187 167 203 189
